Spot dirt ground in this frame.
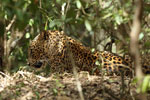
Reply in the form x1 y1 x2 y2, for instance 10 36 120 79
0 70 149 100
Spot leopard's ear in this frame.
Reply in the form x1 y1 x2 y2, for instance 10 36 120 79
40 30 49 40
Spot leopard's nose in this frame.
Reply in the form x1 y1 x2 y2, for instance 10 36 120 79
33 61 43 68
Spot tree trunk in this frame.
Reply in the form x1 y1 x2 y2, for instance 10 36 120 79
0 20 4 71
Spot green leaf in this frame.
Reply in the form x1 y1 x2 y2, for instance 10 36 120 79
53 88 58 95
7 31 11 39
35 91 40 99
141 75 150 93
45 22 48 30
95 61 100 66
102 13 112 19
144 41 150 47
61 15 66 21
76 0 82 9
115 15 123 25
139 32 144 40
7 31 11 35
4 14 8 20
49 20 55 28
25 32 30 39
103 1 112 8
56 0 61 4
132 78 138 84
19 47 24 56
91 48 95 52
29 19 34 26
85 20 92 31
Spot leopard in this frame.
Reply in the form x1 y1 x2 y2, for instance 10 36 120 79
27 30 149 75
123 53 150 74
28 30 100 74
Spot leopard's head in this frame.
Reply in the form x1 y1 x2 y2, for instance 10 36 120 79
27 31 50 68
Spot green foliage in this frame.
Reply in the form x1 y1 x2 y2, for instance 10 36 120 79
141 75 150 93
34 91 40 100
52 79 65 95
85 20 92 31
76 0 82 9
139 33 144 40
52 88 58 95
135 75 150 93
133 76 150 93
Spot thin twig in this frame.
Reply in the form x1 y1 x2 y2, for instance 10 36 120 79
5 15 16 32
65 0 70 15
0 71 11 79
39 0 42 8
67 42 85 100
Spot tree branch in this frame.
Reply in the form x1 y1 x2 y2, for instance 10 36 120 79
130 0 143 79
130 0 147 99
5 15 16 32
9 25 30 55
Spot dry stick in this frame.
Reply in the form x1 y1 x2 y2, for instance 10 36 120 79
0 71 11 79
130 0 147 100
67 42 85 100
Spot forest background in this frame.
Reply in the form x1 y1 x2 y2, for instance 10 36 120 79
0 0 150 73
